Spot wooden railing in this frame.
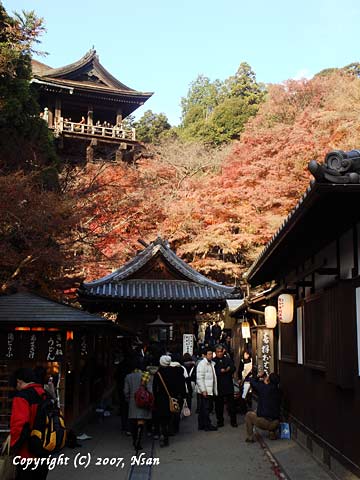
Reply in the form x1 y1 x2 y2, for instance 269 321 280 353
53 119 136 141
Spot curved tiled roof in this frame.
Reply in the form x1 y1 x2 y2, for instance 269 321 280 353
83 279 238 301
81 237 242 301
32 49 153 98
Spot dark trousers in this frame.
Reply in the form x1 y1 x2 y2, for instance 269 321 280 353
153 415 170 440
16 464 48 480
215 394 237 424
129 419 145 447
198 395 214 429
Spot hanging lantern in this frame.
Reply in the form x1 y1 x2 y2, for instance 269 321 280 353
278 294 294 323
265 306 277 328
241 321 251 340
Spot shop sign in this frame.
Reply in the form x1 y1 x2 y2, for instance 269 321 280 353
183 334 194 356
0 331 65 361
256 328 274 376
80 334 88 356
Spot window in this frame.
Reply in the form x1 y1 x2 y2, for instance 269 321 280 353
304 293 326 370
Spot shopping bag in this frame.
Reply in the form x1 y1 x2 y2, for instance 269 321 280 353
280 422 291 439
0 435 16 480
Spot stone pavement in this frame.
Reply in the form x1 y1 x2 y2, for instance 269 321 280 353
47 407 334 480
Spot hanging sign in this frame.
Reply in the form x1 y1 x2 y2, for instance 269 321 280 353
80 334 88 356
183 334 194 356
47 333 64 361
6 332 15 359
0 331 65 361
256 328 274 376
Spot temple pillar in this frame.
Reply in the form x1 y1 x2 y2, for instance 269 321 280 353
87 105 93 126
48 107 54 128
86 144 94 162
115 147 124 162
116 109 122 125
55 98 62 123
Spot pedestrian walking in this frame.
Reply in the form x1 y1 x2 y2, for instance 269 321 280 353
213 345 238 427
245 372 281 442
238 350 253 382
182 353 195 410
152 355 186 447
223 335 234 360
211 320 222 345
204 322 212 346
9 368 49 479
169 353 188 434
124 361 153 451
196 347 218 431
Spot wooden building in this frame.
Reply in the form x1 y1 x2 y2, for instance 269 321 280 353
245 150 360 478
31 49 153 160
0 292 121 435
79 237 242 352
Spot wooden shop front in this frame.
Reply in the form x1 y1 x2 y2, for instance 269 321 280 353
0 292 116 436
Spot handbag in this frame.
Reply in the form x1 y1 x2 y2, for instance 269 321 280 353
157 372 180 414
0 435 16 480
181 398 191 418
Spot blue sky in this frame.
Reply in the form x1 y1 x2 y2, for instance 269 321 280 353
4 0 360 125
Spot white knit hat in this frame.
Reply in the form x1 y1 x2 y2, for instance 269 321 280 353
159 355 171 367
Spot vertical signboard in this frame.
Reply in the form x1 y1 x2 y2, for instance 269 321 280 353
256 327 274 376
0 331 65 361
183 334 194 356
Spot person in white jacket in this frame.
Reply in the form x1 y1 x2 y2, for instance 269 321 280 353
196 348 218 431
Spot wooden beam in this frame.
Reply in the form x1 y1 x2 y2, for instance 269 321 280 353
316 268 339 275
296 281 314 287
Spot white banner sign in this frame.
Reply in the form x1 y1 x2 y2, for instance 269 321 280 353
183 334 194 356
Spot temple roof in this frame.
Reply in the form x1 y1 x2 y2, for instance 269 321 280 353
0 292 113 327
79 237 242 303
31 49 153 99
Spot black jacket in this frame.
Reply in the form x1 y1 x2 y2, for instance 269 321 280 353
250 378 281 420
153 366 186 416
213 356 235 396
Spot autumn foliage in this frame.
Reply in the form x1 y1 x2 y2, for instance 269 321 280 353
3 25 360 297
70 70 360 289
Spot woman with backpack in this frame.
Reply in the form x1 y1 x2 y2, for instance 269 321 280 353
10 368 50 479
124 360 153 452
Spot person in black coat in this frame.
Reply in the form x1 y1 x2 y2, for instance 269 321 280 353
211 321 222 345
152 355 186 447
213 345 237 427
204 322 212 345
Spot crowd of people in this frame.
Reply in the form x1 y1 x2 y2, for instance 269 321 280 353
117 337 282 452
6 330 282 478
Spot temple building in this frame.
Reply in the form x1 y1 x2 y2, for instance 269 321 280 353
78 237 242 349
31 49 153 160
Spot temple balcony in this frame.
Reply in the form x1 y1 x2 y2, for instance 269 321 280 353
52 119 137 146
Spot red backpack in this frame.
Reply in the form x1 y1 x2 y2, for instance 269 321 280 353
134 384 154 410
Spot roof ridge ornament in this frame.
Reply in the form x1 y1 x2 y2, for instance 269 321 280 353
309 149 360 184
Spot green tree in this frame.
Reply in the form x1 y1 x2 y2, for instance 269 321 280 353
223 62 266 104
134 110 171 144
0 3 57 173
181 75 222 121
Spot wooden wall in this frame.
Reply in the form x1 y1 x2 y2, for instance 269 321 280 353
280 279 360 470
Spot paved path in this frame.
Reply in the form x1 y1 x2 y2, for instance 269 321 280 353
47 407 333 480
